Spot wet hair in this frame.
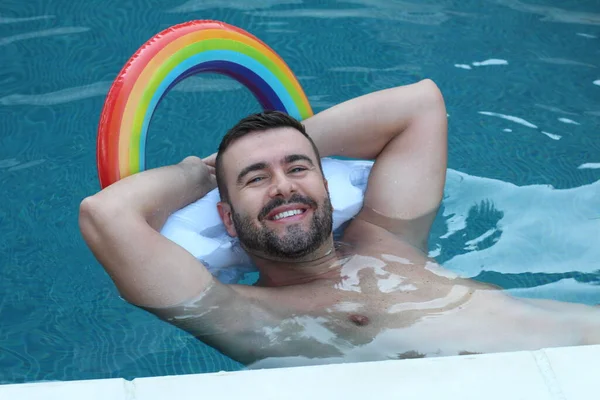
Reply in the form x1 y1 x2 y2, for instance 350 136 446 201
215 110 323 202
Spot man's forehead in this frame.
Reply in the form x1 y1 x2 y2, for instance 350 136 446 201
224 128 316 170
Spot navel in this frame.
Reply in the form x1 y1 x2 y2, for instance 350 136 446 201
348 314 370 326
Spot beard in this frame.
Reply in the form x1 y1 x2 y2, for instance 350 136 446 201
231 193 333 260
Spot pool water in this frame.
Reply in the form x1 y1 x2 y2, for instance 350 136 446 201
1 0 599 384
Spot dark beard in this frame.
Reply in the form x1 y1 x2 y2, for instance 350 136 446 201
231 193 333 260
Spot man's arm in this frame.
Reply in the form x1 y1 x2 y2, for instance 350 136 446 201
303 79 447 250
79 156 220 307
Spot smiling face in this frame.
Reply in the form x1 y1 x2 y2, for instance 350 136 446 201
217 127 333 260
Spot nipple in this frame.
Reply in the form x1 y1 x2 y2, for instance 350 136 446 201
349 314 370 326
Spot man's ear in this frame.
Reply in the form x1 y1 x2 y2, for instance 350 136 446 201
217 201 237 237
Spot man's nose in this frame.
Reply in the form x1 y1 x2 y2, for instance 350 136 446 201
268 172 297 198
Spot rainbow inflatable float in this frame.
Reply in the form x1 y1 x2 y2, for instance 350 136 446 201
97 20 313 189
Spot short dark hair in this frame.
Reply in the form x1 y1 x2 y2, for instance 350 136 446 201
215 111 323 202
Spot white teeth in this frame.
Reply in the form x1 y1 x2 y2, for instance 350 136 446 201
273 209 304 220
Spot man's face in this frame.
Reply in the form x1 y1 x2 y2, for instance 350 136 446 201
218 127 333 260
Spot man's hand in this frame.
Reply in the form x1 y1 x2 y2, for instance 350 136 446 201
202 153 217 179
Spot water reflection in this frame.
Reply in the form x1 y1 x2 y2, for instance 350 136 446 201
166 0 302 13
0 27 89 47
0 15 54 24
436 170 600 284
535 104 579 116
578 163 600 169
0 77 242 106
250 0 451 25
478 111 538 129
541 131 562 140
494 0 600 25
537 57 596 68
558 117 581 125
472 59 509 67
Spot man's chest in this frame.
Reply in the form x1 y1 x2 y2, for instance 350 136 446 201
270 276 452 348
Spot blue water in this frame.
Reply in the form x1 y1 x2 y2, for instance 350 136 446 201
1 0 599 384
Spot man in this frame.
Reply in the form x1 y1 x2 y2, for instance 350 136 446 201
80 80 599 368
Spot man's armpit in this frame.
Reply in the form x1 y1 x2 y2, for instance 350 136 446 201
351 206 438 253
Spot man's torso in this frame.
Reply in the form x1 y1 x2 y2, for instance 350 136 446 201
147 218 597 367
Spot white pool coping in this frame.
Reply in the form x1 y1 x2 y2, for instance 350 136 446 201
1 344 598 400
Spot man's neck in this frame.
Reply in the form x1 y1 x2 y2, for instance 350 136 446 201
248 239 346 287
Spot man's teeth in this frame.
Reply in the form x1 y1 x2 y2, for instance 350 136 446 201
272 209 304 220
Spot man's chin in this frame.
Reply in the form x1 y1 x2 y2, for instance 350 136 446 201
241 241 318 262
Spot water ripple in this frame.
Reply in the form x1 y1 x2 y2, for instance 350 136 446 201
265 29 297 34
537 57 596 68
0 158 20 168
558 117 581 125
454 59 508 69
0 27 90 47
330 65 419 73
344 0 451 24
494 0 600 26
437 170 600 279
578 163 600 169
0 76 246 106
541 131 562 140
472 59 509 66
535 104 579 116
0 82 110 106
167 0 301 13
454 64 472 70
5 160 46 172
251 5 451 25
478 111 538 129
0 15 54 24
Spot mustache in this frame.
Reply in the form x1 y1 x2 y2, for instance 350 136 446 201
258 194 318 221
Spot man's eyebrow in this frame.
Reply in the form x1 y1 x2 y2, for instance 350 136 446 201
284 154 315 166
237 162 268 185
236 155 315 186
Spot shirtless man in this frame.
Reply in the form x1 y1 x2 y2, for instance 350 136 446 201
79 79 599 368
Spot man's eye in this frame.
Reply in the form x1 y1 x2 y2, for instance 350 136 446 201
248 176 264 184
290 166 307 173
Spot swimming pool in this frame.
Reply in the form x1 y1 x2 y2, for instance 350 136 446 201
0 0 598 384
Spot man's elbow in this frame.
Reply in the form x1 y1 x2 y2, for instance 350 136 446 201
417 79 445 109
78 195 115 248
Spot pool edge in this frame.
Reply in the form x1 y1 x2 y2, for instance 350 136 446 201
1 344 598 399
